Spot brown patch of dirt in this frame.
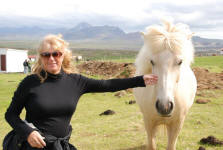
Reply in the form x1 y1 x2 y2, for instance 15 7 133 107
196 90 218 98
192 67 223 90
196 99 211 104
200 136 223 146
77 61 223 90
77 61 135 78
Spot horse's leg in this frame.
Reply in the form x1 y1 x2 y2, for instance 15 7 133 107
166 117 185 150
144 119 157 150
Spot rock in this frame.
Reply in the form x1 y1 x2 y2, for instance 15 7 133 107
99 110 115 116
114 91 126 98
196 99 211 104
200 135 223 146
126 100 136 104
198 146 205 150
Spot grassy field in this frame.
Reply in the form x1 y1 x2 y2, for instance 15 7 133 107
0 56 223 150
192 56 223 73
73 49 138 62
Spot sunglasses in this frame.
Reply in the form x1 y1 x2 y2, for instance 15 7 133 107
40 51 63 59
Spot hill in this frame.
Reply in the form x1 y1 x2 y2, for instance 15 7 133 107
0 22 223 50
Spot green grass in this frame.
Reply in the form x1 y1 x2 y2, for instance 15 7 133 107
73 49 137 62
192 56 223 73
69 90 223 150
0 56 223 150
0 73 27 144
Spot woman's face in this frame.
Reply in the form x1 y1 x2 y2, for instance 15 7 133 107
40 48 64 74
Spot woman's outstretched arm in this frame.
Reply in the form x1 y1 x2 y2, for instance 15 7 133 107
80 74 158 94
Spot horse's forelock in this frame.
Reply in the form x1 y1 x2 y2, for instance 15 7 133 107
143 21 193 56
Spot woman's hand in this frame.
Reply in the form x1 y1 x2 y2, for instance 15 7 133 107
143 74 158 85
27 130 46 148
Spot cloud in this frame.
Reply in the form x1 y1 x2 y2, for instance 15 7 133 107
0 0 223 39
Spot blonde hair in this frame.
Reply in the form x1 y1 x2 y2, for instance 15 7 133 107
32 34 75 82
143 20 194 56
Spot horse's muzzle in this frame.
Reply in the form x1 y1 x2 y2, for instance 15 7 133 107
155 100 174 117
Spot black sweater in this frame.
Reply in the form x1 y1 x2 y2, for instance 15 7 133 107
5 71 145 139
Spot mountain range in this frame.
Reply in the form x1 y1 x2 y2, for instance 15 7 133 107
0 22 223 50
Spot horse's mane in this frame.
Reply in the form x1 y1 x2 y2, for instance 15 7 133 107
135 20 195 75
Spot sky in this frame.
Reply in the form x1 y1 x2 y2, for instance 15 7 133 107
0 0 223 39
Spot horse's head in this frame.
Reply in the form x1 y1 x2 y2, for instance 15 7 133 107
136 20 194 117
150 50 183 117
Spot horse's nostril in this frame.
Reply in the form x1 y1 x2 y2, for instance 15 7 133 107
155 100 174 116
169 101 173 111
155 100 159 110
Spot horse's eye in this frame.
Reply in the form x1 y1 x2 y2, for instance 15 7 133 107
177 60 182 65
150 60 155 66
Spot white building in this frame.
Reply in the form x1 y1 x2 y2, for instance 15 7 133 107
0 48 28 73
220 49 223 55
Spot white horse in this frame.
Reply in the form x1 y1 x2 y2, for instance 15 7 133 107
133 20 197 150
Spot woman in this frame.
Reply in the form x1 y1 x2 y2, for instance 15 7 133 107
5 34 158 150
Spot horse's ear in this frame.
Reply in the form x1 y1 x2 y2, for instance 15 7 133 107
140 32 146 39
187 32 194 40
